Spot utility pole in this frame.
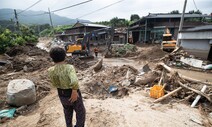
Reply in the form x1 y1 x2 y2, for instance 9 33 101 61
14 9 19 31
177 0 187 46
144 19 147 43
48 8 54 35
37 25 40 36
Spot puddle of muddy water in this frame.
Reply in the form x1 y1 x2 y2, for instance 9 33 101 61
103 58 144 69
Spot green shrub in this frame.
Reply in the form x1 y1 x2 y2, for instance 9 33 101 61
117 47 126 55
23 35 38 43
12 36 26 45
39 29 52 37
0 29 13 53
124 43 136 52
0 26 38 54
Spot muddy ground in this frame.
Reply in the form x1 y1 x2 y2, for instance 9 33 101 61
0 40 212 127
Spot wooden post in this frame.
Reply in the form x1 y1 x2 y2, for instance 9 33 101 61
48 8 54 35
177 0 187 46
14 9 19 31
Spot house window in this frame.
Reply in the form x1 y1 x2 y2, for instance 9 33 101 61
113 36 119 41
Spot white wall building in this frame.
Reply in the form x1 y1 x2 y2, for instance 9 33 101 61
178 25 212 61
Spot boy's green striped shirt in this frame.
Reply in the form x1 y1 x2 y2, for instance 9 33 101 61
48 64 79 90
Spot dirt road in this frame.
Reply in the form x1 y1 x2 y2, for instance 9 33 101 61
2 88 204 127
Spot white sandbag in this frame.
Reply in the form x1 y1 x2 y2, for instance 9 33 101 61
7 79 36 106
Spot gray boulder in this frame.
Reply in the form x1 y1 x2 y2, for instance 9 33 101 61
7 79 36 106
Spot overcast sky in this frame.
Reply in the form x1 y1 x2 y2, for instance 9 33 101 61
1 0 211 22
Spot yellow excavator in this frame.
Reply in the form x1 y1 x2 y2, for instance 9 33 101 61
65 38 84 53
65 35 91 59
65 27 114 58
161 28 176 51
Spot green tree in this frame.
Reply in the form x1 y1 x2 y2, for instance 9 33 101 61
170 10 179 14
95 21 110 26
0 20 15 31
39 25 73 37
0 25 38 54
130 14 140 21
29 24 51 36
188 10 202 14
110 17 130 27
110 17 119 27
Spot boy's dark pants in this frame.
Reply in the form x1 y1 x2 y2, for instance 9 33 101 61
57 89 86 127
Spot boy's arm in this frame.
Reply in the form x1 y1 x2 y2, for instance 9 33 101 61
68 65 79 90
68 65 79 102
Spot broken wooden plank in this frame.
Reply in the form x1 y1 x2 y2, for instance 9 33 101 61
153 87 183 103
170 46 181 55
178 81 212 103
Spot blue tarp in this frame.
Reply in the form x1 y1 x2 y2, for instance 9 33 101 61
0 108 16 118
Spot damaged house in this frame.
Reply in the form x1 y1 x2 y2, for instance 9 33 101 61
56 22 127 45
178 25 212 61
56 22 108 43
128 13 208 43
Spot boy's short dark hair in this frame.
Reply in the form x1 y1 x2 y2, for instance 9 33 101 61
49 47 66 63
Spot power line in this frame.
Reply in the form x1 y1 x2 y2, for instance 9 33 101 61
59 0 125 25
76 0 125 19
17 0 93 17
192 0 198 11
18 0 43 14
51 0 93 12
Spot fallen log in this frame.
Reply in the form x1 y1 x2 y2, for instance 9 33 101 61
153 87 183 103
158 63 173 73
178 81 212 103
134 72 158 86
158 63 212 86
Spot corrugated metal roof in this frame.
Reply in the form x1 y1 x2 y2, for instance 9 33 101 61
130 13 209 26
181 25 212 32
147 13 207 19
65 22 109 30
80 23 108 28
